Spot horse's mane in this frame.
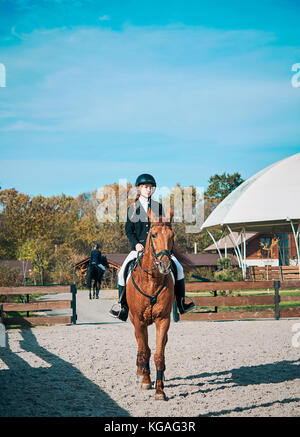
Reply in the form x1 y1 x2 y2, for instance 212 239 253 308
172 246 194 272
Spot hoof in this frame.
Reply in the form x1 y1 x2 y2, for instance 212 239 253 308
155 392 166 401
141 383 152 390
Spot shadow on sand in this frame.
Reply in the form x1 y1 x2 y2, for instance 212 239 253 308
167 359 300 416
0 328 130 417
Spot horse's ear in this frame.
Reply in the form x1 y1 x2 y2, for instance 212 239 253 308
163 209 173 224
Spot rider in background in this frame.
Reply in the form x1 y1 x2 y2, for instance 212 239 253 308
87 243 102 299
109 173 195 321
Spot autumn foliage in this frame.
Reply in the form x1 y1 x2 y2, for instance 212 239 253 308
0 173 243 285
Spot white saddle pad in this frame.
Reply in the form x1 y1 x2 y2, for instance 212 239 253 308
126 270 175 284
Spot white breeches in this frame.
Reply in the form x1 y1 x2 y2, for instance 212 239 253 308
118 250 184 286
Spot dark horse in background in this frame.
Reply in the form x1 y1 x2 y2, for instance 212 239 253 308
87 255 109 299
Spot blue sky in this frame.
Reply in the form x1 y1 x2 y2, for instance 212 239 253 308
0 0 299 197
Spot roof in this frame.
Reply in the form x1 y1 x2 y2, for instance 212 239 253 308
185 253 238 267
204 232 257 251
201 153 300 232
74 253 238 268
0 260 33 278
106 254 128 267
183 253 239 266
74 254 128 269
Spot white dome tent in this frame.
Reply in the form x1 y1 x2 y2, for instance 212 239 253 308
201 153 300 278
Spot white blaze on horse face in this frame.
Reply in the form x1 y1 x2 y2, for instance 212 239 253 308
156 226 173 255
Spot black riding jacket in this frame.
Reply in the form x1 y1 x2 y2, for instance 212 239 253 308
89 249 102 265
125 198 163 251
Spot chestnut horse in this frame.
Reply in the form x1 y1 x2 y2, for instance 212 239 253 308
126 209 175 401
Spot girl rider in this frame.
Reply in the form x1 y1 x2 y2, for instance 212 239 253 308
109 173 195 321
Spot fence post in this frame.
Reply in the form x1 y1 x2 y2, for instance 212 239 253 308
26 294 30 317
274 280 281 320
71 284 77 324
0 305 6 347
213 290 218 313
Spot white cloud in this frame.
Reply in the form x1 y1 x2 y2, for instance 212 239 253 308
0 120 47 131
11 25 26 40
0 24 299 149
98 15 110 21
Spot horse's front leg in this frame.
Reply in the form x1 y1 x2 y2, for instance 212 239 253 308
154 317 170 400
133 320 151 390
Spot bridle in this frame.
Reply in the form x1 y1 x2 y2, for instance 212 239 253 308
137 223 173 273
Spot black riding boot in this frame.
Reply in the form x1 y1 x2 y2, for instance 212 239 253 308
109 284 129 322
175 279 195 314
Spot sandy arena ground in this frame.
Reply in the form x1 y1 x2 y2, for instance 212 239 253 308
0 289 300 417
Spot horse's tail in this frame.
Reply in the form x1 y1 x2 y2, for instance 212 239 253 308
172 246 194 272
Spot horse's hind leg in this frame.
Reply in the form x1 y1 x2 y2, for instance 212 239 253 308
154 318 170 400
133 322 151 390
96 281 100 299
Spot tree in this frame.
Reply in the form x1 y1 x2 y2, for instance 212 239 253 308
0 188 32 258
204 172 244 220
205 172 244 201
18 239 54 285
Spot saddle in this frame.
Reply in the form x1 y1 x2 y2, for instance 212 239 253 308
89 263 104 280
123 256 177 285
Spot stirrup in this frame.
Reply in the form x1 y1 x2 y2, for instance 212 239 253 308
109 303 128 322
180 296 195 314
109 302 122 318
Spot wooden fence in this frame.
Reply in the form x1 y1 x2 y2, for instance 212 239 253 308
182 280 300 321
248 266 300 281
0 285 77 327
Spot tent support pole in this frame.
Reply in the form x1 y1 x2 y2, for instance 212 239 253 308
243 227 247 276
227 225 246 279
290 221 300 278
227 235 242 268
207 231 223 260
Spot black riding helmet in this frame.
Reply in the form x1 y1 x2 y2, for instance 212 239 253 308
135 173 156 187
93 243 100 249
